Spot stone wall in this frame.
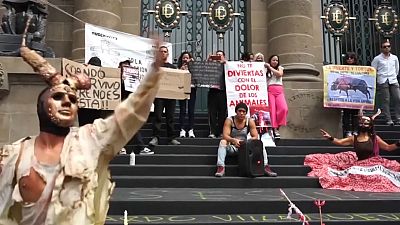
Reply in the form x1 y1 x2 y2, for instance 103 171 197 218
0 57 61 146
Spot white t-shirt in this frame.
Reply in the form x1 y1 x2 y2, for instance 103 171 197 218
267 66 284 85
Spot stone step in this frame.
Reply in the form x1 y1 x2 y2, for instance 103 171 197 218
111 154 307 165
109 164 310 176
112 176 320 188
105 213 400 225
124 145 400 156
136 137 400 147
111 154 400 165
107 188 400 215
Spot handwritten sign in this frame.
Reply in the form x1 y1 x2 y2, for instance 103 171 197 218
156 67 191 100
62 58 121 110
188 61 224 88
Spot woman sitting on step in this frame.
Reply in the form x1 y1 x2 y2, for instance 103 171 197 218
305 109 400 192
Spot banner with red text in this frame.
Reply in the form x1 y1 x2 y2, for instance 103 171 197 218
225 61 268 117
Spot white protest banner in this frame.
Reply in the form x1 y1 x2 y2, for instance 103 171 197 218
329 165 400 187
62 58 121 110
84 23 172 84
225 61 268 117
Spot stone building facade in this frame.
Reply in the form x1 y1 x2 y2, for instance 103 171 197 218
0 0 342 145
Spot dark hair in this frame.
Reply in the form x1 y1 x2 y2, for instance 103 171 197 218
235 102 248 113
216 50 225 56
87 57 102 67
267 55 280 69
381 41 391 48
177 51 193 68
241 52 253 61
160 46 168 52
118 60 131 68
344 52 358 65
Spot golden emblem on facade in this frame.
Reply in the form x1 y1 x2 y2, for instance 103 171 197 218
322 2 350 36
374 5 398 37
154 0 181 30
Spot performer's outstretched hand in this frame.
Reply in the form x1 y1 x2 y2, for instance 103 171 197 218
320 129 332 139
152 37 163 71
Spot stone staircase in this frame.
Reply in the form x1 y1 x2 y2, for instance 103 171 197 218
105 113 400 225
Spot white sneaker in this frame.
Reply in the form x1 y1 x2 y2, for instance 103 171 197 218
139 147 154 155
188 129 195 138
119 147 127 155
179 129 186 138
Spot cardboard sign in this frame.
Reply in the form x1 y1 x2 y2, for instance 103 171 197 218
62 58 121 110
156 67 191 100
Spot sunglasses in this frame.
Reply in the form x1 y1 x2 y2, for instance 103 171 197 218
382 45 391 48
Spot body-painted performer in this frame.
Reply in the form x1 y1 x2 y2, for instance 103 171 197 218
0 30 164 224
305 109 400 192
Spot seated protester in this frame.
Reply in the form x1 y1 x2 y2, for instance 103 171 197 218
305 109 400 192
215 103 277 177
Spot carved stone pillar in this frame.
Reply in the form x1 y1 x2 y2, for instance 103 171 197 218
267 0 320 81
265 0 341 138
72 0 122 62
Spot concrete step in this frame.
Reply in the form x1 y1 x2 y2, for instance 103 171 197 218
111 154 308 165
109 164 310 176
112 176 320 188
107 188 400 215
105 213 400 225
111 154 400 165
124 145 400 156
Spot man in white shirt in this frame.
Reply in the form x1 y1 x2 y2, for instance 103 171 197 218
371 41 400 125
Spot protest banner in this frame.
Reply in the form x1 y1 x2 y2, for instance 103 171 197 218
156 67 191 100
323 65 376 110
62 58 121 110
84 23 172 71
225 61 268 117
188 61 224 88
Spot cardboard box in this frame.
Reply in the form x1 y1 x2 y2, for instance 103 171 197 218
157 67 191 100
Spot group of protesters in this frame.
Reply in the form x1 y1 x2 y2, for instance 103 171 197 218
79 47 289 178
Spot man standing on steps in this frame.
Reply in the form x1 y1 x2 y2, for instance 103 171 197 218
148 46 181 146
215 103 277 177
207 50 227 138
119 60 154 155
371 41 400 125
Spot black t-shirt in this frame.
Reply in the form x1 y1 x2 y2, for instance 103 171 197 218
162 62 177 69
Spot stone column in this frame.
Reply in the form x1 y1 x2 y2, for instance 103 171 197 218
71 0 122 62
267 0 320 81
265 0 341 138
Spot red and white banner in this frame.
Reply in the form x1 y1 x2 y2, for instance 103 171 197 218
225 61 268 117
329 164 400 187
305 151 400 192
